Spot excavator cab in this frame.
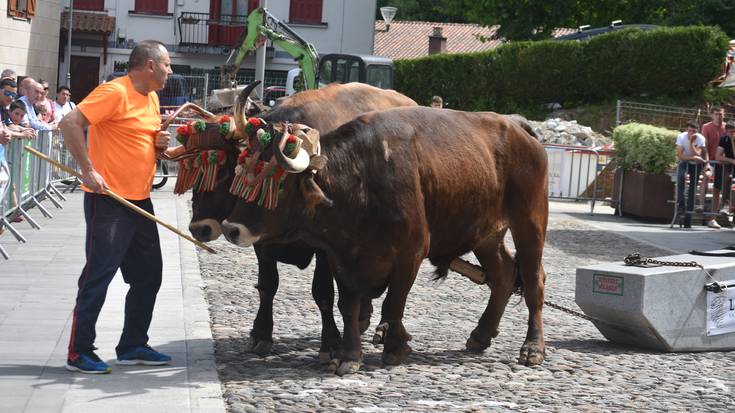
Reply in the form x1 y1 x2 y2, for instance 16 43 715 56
317 54 393 90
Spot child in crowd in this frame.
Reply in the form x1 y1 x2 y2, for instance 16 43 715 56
33 103 48 125
8 101 30 130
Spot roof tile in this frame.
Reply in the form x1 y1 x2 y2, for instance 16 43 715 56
374 21 576 60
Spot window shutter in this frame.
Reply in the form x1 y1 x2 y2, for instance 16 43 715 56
289 0 323 24
135 0 167 14
75 0 104 11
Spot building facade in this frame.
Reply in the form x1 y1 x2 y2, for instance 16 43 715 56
1 1 63 90
59 0 377 102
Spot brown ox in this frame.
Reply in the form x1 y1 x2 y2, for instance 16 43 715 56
221 106 548 375
187 82 416 360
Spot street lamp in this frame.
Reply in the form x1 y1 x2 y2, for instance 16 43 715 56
380 6 397 32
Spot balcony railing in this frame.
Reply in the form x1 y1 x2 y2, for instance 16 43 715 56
178 12 248 47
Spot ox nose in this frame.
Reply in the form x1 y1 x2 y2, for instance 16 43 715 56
222 223 240 244
190 225 211 240
188 219 223 242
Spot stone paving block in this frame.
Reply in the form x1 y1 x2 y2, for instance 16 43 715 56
576 251 735 351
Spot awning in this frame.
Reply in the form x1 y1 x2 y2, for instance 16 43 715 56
61 11 115 34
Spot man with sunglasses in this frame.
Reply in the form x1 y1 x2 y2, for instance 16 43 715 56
0 78 17 126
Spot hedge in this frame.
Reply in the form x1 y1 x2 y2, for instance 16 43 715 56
612 123 679 174
395 26 728 112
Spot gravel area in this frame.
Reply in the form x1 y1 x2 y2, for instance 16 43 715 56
196 211 735 412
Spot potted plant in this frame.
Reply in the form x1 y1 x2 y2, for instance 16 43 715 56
612 123 678 219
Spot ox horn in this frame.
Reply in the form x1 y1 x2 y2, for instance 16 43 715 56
273 126 310 173
233 80 261 139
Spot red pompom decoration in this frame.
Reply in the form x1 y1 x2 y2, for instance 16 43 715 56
248 118 262 128
219 115 231 123
177 124 192 136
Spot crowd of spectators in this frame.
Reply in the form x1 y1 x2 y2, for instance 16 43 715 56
0 68 75 226
676 107 735 229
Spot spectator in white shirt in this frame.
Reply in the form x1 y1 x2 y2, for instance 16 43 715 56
53 85 75 122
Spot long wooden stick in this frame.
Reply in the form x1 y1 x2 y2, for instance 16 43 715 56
25 146 217 254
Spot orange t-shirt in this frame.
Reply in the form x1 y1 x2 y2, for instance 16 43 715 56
78 76 160 200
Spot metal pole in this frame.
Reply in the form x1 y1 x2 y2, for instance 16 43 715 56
203 73 209 110
254 0 268 98
66 0 74 86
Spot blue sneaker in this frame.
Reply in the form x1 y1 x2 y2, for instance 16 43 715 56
116 345 171 366
65 351 112 374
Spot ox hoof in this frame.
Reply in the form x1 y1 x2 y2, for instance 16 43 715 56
382 344 412 366
518 343 546 366
247 338 273 356
326 358 341 373
372 323 388 345
465 336 491 353
336 360 361 376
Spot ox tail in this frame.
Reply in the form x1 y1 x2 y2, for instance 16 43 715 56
512 254 524 296
507 114 538 140
432 263 450 282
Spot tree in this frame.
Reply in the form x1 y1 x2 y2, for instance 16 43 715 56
442 0 735 41
439 0 579 40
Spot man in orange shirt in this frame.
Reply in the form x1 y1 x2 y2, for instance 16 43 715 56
60 40 175 374
700 107 725 228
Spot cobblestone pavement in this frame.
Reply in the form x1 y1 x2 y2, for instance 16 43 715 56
197 213 735 412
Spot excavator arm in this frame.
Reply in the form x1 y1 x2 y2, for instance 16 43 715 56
221 8 318 91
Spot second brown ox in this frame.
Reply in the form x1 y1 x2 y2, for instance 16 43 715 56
222 106 549 375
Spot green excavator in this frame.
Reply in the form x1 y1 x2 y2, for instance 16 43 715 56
215 7 393 106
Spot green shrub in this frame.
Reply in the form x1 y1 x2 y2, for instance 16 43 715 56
394 26 729 113
612 123 678 174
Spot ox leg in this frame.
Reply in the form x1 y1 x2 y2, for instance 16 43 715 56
380 257 421 366
249 245 277 356
312 251 342 364
510 209 547 366
358 297 374 334
334 284 363 375
466 232 517 352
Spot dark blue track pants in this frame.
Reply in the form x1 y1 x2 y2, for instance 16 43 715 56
68 192 162 360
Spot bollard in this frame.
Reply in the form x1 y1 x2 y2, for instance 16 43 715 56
576 251 735 351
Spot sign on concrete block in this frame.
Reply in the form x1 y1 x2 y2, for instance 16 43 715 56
707 284 735 336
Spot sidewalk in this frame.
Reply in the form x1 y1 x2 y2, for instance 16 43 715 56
550 201 735 254
0 187 225 413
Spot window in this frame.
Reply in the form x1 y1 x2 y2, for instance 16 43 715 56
134 0 167 15
289 0 322 24
366 65 392 89
7 0 35 19
75 0 104 11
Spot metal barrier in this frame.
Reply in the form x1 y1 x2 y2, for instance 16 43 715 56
543 143 616 214
0 130 78 260
669 160 734 228
616 100 735 130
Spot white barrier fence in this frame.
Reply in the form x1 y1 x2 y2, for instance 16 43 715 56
543 144 616 214
1 130 80 259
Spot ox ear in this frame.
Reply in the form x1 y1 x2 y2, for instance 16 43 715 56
300 175 333 215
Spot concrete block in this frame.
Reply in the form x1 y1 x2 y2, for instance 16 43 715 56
576 250 735 351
